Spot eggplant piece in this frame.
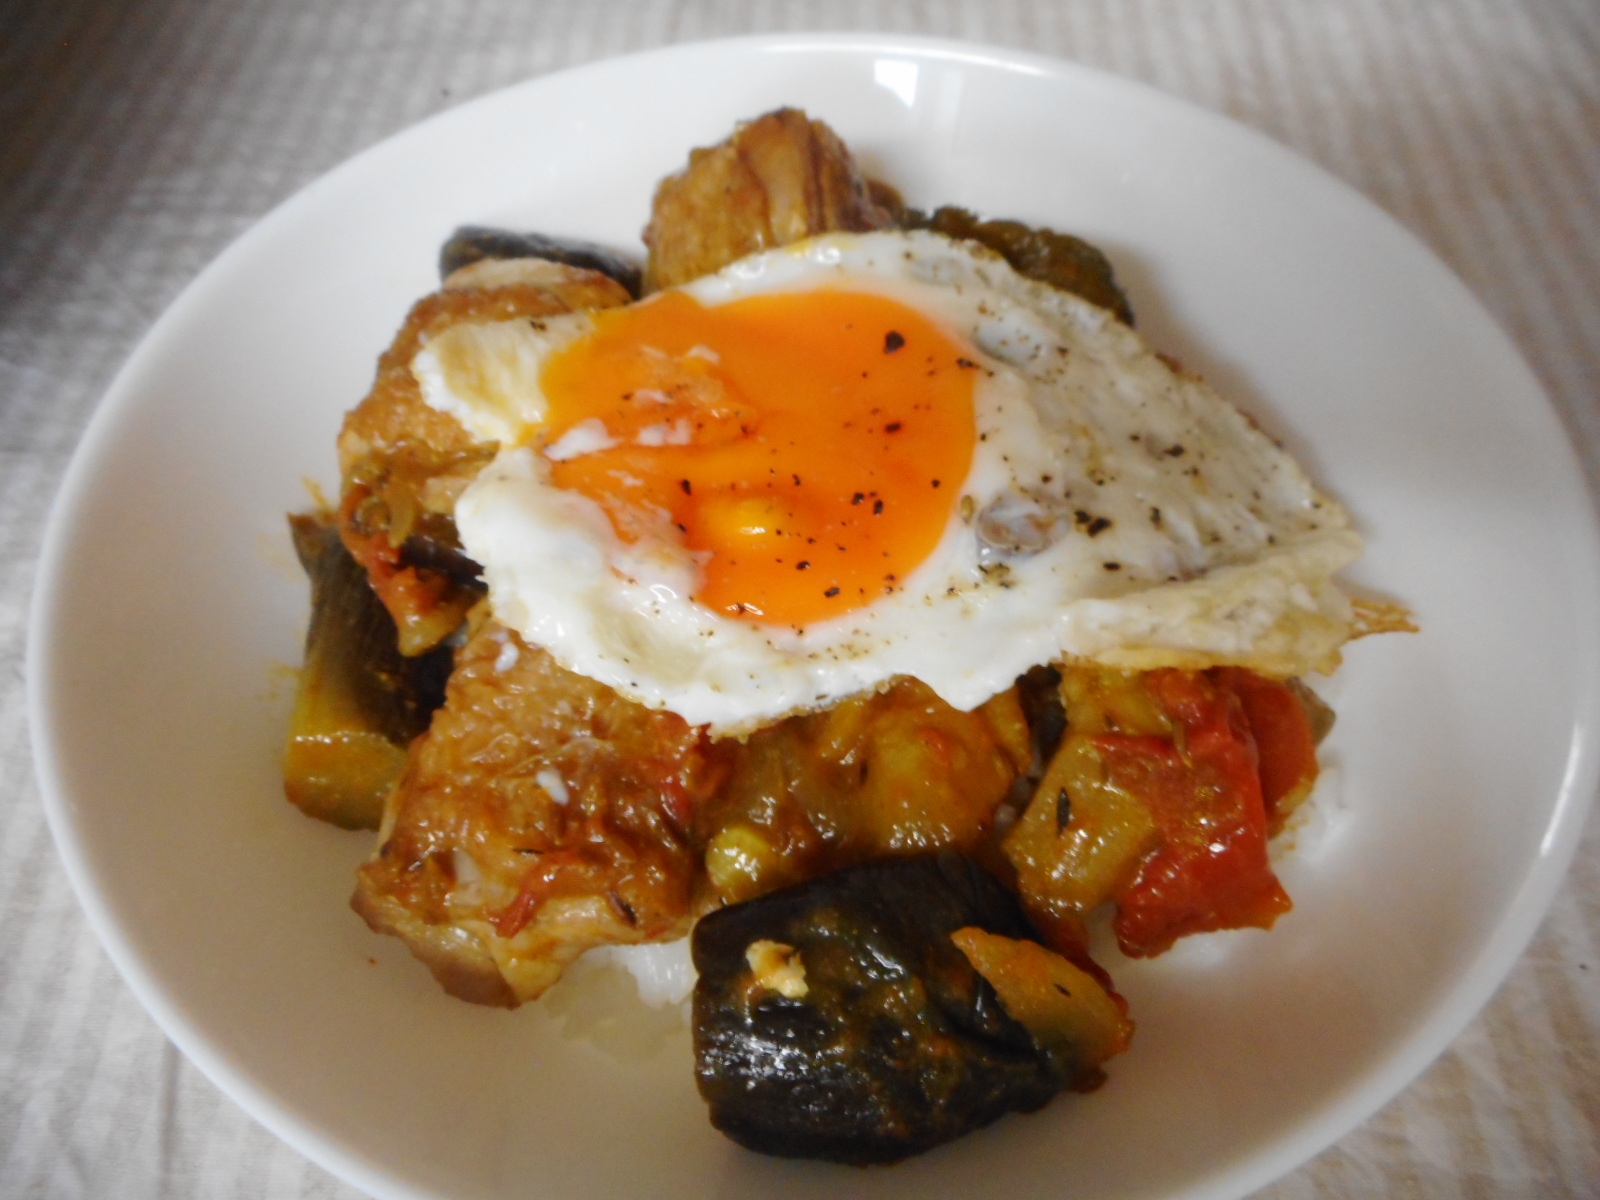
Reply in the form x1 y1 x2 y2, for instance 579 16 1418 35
397 510 485 591
692 853 1123 1164
896 205 1135 327
1016 663 1067 774
439 226 643 298
283 514 453 829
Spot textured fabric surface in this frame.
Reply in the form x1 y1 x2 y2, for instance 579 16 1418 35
2 1 1597 1196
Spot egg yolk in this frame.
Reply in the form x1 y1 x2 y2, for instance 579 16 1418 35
538 287 978 627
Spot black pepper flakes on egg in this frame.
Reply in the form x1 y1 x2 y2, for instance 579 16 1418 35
1074 511 1112 537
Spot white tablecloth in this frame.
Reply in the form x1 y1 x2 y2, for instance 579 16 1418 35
3 1 1596 1195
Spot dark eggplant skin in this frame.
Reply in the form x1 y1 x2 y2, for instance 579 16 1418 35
284 515 454 828
1016 663 1067 774
290 515 454 741
439 226 643 298
692 853 1080 1165
396 510 486 593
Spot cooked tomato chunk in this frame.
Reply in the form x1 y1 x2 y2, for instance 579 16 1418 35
1005 665 1317 959
1213 667 1329 830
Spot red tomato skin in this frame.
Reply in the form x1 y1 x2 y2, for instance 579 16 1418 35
1213 667 1319 823
1104 670 1291 957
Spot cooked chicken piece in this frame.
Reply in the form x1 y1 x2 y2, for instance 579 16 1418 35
352 616 727 1006
336 263 631 654
643 107 893 290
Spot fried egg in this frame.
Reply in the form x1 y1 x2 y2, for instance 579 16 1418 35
413 230 1363 734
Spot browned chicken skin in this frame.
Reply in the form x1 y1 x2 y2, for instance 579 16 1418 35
335 262 632 655
337 261 632 540
643 107 893 291
353 617 725 1006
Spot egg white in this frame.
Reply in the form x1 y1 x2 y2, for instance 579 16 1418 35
414 230 1362 734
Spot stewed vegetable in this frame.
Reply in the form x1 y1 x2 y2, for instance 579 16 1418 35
283 515 453 829
691 853 1131 1164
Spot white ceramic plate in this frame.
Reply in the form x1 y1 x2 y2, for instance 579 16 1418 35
29 33 1600 1200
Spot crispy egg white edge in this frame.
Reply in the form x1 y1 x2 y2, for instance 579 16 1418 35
417 230 1362 734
